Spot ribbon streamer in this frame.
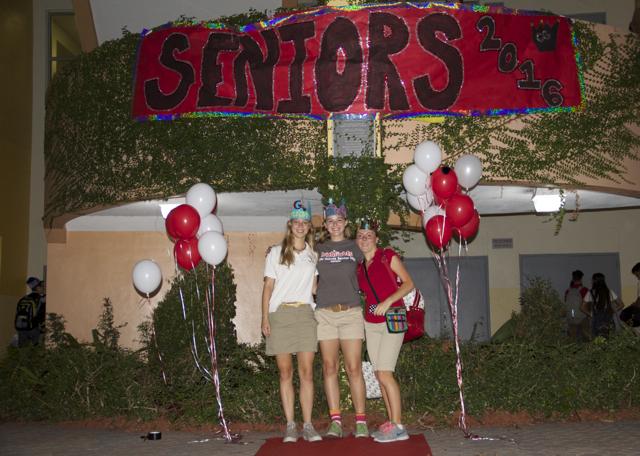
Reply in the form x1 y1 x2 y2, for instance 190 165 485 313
143 295 169 385
175 264 238 443
431 249 471 437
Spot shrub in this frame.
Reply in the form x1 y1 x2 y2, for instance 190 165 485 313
1 271 638 425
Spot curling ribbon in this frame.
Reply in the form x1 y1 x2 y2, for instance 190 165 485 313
205 267 233 442
144 294 168 385
432 249 472 438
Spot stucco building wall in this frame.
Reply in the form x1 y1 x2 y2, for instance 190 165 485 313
47 230 284 348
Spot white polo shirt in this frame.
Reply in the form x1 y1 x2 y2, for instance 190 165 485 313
264 244 317 313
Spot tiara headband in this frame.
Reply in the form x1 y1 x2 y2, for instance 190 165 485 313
323 198 347 219
290 199 311 221
357 217 379 231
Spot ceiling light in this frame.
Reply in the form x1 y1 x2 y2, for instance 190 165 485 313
532 192 563 213
159 203 179 219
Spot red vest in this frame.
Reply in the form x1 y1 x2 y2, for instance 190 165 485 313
357 248 404 323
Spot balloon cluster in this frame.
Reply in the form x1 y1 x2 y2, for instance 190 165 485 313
403 141 482 250
132 183 227 295
165 183 227 270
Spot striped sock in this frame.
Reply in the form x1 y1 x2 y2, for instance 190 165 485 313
355 413 366 424
329 409 341 424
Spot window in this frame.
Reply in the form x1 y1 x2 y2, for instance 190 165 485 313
49 12 81 79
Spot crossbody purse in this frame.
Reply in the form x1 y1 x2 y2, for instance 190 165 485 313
363 262 408 334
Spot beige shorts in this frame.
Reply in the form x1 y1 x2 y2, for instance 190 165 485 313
364 321 404 372
266 304 318 355
315 306 365 341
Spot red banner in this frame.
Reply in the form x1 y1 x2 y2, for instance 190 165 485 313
132 3 583 120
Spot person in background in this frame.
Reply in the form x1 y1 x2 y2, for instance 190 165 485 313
355 220 413 443
620 263 640 335
581 272 623 339
315 199 368 439
261 201 322 443
15 277 46 347
563 270 590 342
631 263 640 307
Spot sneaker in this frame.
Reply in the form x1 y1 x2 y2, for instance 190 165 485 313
325 420 343 438
302 423 322 442
354 422 369 438
373 423 409 443
371 421 394 439
283 422 298 443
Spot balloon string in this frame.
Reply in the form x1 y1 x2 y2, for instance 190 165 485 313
432 250 472 438
205 267 234 442
177 268 213 382
145 295 168 386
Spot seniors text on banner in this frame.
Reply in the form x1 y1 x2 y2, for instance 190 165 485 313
132 3 583 120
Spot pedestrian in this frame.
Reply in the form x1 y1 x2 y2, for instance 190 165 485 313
355 219 412 443
14 277 46 347
315 198 368 438
563 270 590 342
261 200 322 443
581 272 623 339
619 263 640 334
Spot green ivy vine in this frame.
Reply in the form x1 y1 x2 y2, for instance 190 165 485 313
45 10 639 238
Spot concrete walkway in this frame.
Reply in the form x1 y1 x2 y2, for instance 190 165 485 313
1 420 639 455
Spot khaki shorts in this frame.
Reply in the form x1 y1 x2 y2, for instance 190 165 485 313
266 304 318 355
315 306 365 341
365 321 404 372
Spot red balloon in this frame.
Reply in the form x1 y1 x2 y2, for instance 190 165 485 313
455 210 480 241
431 167 458 201
425 215 452 249
167 204 200 240
174 237 201 270
165 215 179 241
446 194 475 228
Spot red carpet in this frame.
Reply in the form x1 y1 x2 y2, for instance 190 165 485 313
255 434 432 456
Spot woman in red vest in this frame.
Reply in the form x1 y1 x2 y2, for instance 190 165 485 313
356 220 414 443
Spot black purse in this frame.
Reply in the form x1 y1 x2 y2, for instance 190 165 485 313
363 262 408 334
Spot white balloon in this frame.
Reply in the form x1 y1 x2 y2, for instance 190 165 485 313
198 231 228 266
402 164 429 196
414 141 442 174
186 183 217 218
422 205 445 226
197 213 224 237
405 188 434 212
132 260 162 295
454 154 483 190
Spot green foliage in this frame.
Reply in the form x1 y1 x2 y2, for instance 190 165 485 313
2 300 639 423
0 306 150 421
383 23 640 187
511 277 567 344
45 13 326 222
316 154 409 244
45 13 640 233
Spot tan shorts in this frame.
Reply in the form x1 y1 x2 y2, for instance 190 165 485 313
365 321 404 372
315 306 365 341
266 304 318 355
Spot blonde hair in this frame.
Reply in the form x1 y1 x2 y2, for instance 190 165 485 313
280 220 317 266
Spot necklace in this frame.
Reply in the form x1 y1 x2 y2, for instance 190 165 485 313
293 244 306 253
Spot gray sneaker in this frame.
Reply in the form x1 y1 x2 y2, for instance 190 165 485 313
302 422 322 442
283 422 298 443
373 423 409 443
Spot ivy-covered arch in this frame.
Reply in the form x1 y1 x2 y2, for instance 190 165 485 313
45 9 640 237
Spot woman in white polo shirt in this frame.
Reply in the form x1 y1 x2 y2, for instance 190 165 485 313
261 200 322 444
